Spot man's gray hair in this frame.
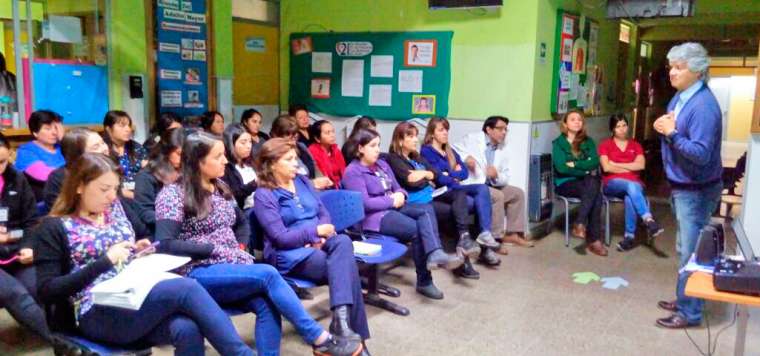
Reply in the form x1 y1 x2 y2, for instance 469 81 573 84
667 42 710 78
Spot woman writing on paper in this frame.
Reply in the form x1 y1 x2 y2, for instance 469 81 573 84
35 153 255 355
254 138 371 355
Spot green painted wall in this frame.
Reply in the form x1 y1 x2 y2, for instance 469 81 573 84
530 0 634 120
213 0 233 78
280 0 542 121
109 0 148 109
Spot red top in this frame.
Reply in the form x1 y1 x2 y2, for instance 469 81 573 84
308 143 346 187
598 138 644 186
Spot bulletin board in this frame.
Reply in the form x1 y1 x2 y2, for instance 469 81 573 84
550 10 601 116
154 0 209 117
289 31 452 120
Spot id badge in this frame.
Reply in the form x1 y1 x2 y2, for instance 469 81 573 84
123 182 136 191
0 207 8 224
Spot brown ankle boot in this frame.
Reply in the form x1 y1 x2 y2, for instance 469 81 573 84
586 241 608 257
572 224 586 239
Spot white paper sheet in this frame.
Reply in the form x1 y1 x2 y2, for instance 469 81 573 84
370 55 394 78
341 60 364 97
568 73 579 101
558 90 569 114
312 52 332 73
576 85 587 107
559 68 571 89
368 85 392 106
398 70 423 93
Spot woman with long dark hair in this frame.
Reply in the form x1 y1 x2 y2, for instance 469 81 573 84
552 110 607 256
143 112 182 151
35 153 255 355
221 124 257 210
341 116 376 163
308 120 346 187
255 138 371 355
599 114 663 251
102 110 147 198
154 132 362 356
342 129 463 300
240 108 269 153
270 114 334 190
201 111 225 136
420 118 501 266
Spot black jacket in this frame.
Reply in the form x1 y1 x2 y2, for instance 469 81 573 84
43 166 65 210
33 217 112 332
134 169 161 233
221 163 257 209
297 142 321 179
0 165 37 259
385 152 439 193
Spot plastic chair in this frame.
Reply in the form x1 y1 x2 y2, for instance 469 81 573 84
555 195 581 247
319 190 410 316
603 195 652 246
52 333 152 356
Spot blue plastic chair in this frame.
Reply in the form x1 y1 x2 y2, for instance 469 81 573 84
52 333 152 356
319 190 410 316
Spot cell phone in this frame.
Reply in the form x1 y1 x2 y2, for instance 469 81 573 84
8 230 23 240
133 241 160 259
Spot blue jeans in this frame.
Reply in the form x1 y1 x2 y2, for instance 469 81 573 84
453 184 493 234
188 263 324 356
603 179 651 239
288 234 370 339
79 278 253 356
671 182 722 324
379 203 443 287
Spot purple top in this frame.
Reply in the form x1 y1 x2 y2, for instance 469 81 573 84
63 200 134 318
155 183 254 275
341 159 406 232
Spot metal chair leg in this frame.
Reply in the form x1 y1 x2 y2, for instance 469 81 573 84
563 198 570 247
604 197 611 246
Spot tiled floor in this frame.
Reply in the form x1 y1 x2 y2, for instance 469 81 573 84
2 202 759 355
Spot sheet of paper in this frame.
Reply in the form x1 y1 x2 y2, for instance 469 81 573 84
311 52 332 73
576 85 587 107
370 55 394 78
568 73 579 101
559 67 571 89
341 60 364 97
398 70 423 93
557 90 569 114
368 84 392 106
432 186 448 198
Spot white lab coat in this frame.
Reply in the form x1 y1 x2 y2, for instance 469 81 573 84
452 132 510 187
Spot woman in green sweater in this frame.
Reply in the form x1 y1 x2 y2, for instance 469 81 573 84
552 110 607 256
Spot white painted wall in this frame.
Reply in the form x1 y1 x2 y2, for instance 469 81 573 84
741 134 760 258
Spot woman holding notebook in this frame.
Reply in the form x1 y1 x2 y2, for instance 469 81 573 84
254 138 371 355
34 153 254 356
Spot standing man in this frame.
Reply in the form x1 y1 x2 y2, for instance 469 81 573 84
454 116 533 256
653 42 723 329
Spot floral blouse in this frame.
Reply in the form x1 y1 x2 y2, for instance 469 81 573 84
116 141 148 185
63 200 135 318
155 183 254 275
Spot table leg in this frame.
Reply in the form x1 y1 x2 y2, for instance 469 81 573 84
734 304 749 356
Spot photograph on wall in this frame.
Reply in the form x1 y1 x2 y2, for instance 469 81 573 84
311 78 331 99
412 94 436 115
185 90 203 108
404 40 437 67
291 36 313 55
193 50 207 61
193 39 206 50
181 49 192 60
561 37 573 62
562 15 575 36
571 37 587 74
181 38 194 49
185 68 201 84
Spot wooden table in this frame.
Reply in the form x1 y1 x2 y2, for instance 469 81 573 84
686 271 760 356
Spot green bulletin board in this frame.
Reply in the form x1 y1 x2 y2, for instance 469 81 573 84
550 11 602 116
289 31 452 120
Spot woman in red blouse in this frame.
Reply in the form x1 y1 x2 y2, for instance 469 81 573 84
598 114 664 252
308 120 346 188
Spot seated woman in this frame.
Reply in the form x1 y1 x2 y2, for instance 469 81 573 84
599 114 663 252
254 138 370 353
143 112 182 152
341 129 463 300
222 124 258 210
155 131 362 356
43 128 150 239
341 116 376 163
103 110 148 198
13 110 65 183
35 153 254 355
552 110 607 256
419 118 501 266
308 120 346 188
44 128 109 210
134 128 186 236
0 133 51 342
240 108 269 154
386 122 485 279
201 111 226 136
290 104 312 146
270 114 334 190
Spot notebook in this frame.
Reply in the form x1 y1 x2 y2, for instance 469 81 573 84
91 254 190 310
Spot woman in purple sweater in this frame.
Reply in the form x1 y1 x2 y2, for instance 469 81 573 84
341 129 462 300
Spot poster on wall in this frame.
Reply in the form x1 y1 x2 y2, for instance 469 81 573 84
404 40 437 67
156 0 208 117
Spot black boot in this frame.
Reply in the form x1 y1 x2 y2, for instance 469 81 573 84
456 232 481 259
330 305 361 342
